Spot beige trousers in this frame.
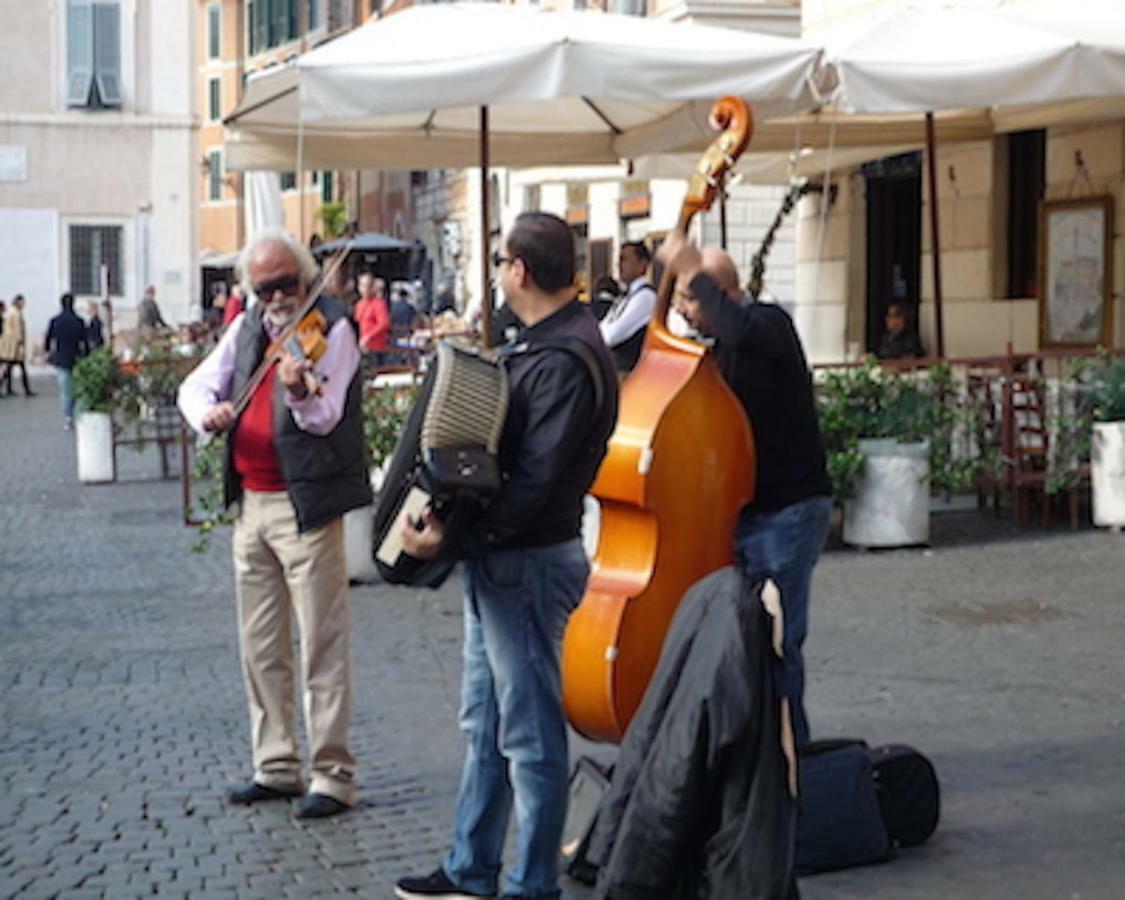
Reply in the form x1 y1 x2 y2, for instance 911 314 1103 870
232 489 356 804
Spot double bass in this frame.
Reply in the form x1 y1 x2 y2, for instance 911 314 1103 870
562 97 757 743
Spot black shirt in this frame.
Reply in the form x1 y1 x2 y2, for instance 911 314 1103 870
690 273 832 514
460 299 618 555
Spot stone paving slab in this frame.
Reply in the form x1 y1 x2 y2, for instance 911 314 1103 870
3 377 1124 899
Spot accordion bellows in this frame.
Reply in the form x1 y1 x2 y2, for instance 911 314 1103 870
421 342 509 455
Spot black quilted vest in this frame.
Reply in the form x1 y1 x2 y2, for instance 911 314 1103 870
224 296 371 532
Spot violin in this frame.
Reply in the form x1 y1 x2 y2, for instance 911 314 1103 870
561 97 757 743
225 248 351 424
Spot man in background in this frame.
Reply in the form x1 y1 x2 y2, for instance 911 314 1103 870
599 241 655 373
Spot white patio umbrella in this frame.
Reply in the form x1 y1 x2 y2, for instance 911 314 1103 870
225 3 824 170
224 3 825 338
827 0 1125 117
818 0 1125 355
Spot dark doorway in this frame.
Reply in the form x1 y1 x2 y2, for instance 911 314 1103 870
864 152 923 355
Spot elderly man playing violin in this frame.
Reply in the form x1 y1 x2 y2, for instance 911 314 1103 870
178 226 371 819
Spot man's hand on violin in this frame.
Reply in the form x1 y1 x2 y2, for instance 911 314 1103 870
278 351 312 400
400 507 444 560
655 231 702 283
202 401 236 433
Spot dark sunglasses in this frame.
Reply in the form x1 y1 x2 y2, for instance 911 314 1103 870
490 251 515 269
252 273 301 298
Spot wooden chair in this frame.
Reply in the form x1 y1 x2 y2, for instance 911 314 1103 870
1007 375 1052 527
967 371 1004 515
1006 374 1090 528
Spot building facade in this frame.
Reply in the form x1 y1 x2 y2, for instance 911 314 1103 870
796 0 1125 363
0 0 197 349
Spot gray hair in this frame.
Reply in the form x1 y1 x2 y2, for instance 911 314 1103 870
238 226 320 297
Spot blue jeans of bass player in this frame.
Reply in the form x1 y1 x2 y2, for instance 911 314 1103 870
443 539 589 899
735 494 833 747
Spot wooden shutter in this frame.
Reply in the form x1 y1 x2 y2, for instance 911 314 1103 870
66 0 95 107
93 2 122 107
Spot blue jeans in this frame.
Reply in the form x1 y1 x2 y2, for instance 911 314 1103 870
55 367 75 420
735 494 832 747
444 539 589 898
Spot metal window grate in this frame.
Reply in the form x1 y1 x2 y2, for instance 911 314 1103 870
69 225 123 296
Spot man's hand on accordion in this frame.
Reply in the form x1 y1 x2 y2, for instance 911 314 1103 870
399 506 445 560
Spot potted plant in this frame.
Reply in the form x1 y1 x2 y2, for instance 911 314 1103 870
1087 351 1125 528
817 360 995 547
72 348 130 483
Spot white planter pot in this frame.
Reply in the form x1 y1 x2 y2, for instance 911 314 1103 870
843 439 930 548
76 411 115 483
1091 421 1125 529
344 504 377 582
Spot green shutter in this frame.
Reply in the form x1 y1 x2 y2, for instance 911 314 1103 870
208 4 221 58
321 171 333 204
209 78 221 121
210 151 223 201
66 0 95 107
92 2 122 106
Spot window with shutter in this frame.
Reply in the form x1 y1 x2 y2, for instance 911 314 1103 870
66 0 95 107
322 171 333 204
280 171 296 191
208 4 221 58
308 0 320 30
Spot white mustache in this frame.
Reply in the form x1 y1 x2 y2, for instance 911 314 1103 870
265 298 299 327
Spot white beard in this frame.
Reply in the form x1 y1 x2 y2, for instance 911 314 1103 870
264 298 299 329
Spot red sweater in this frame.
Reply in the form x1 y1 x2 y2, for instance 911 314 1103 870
232 363 286 492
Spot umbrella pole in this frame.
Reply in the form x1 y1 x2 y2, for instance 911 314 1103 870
480 105 493 348
719 174 728 250
925 111 945 358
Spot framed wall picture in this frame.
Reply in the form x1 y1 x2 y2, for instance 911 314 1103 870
1039 195 1114 348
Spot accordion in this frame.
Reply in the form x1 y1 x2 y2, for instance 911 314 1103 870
372 341 509 586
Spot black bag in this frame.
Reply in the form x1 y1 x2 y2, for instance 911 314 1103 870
870 744 940 848
796 739 940 875
796 739 895 875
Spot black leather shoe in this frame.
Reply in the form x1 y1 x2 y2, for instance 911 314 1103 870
227 781 302 805
294 792 351 819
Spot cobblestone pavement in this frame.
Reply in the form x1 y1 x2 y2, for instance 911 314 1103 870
2 374 1124 899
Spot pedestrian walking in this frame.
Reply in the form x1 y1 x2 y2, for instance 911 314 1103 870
0 294 36 396
44 293 89 427
177 227 371 820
